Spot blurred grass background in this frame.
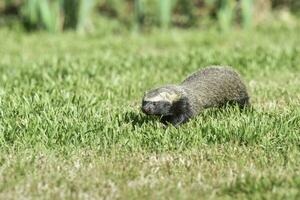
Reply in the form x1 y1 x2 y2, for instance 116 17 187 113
0 0 299 33
1 1 300 199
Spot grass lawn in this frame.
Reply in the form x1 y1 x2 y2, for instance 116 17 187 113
0 25 300 199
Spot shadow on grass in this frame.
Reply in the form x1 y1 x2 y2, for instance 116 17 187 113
123 111 158 127
123 105 256 128
201 104 256 117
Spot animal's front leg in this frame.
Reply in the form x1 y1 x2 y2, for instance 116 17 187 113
171 114 190 127
160 115 172 126
161 114 189 127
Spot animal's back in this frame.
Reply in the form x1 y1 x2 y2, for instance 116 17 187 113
180 66 249 113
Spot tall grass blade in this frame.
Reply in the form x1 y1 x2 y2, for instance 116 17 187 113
134 0 144 31
241 0 253 29
63 0 79 29
217 0 236 32
21 0 94 33
38 0 61 33
21 0 62 32
23 0 39 24
159 0 172 29
77 0 95 32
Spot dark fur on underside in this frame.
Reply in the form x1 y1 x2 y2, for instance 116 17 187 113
141 66 250 127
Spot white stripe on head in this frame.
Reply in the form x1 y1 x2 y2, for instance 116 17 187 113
144 92 179 103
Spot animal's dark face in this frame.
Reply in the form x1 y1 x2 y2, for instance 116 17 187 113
141 87 180 116
141 100 172 116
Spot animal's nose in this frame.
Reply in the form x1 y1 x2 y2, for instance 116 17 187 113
142 106 150 113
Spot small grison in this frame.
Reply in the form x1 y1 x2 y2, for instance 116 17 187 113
141 66 250 127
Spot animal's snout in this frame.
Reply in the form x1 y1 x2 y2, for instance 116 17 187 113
142 107 147 113
141 102 153 114
141 105 150 113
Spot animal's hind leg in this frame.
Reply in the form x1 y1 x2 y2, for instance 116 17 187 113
237 97 250 109
225 97 250 109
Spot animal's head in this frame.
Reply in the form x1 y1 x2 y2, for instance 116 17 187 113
141 86 181 116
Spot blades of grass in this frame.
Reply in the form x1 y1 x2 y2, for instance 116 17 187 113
51 0 63 32
37 0 63 33
23 0 95 32
134 0 145 31
158 0 172 29
24 0 39 24
241 0 253 30
77 0 95 33
38 0 62 33
204 0 217 7
217 0 236 32
38 0 51 31
175 0 197 27
63 0 78 29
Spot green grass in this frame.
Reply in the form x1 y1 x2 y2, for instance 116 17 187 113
0 24 300 199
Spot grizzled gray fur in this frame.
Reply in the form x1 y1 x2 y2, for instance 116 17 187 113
141 66 250 127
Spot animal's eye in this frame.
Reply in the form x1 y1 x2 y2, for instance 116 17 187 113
152 102 157 106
